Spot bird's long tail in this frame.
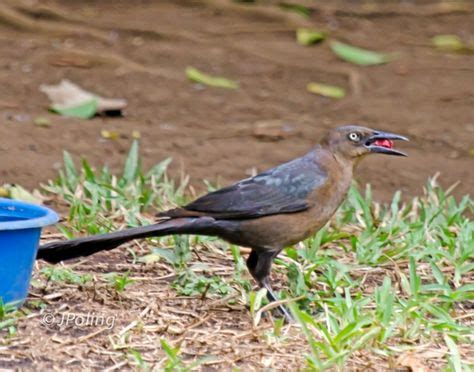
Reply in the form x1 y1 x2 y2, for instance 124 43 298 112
37 217 215 263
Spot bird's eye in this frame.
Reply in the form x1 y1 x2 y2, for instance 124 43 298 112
348 132 360 142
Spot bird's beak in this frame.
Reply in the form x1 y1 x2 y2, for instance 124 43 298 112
365 131 409 156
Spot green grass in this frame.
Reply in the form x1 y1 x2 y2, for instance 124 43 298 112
0 299 20 337
18 142 474 369
283 181 473 369
43 140 188 237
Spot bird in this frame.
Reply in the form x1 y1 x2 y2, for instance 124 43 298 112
37 125 408 320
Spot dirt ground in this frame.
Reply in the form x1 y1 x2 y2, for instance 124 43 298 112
0 0 473 202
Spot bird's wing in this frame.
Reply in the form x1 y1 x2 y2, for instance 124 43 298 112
182 152 327 219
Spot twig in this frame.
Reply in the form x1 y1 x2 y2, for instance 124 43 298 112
197 0 313 28
45 49 181 80
0 3 111 42
273 0 474 18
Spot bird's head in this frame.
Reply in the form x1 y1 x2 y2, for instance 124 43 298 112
322 125 409 160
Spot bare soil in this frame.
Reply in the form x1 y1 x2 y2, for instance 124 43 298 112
0 0 473 202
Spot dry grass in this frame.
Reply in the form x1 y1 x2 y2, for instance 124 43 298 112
3 237 312 370
0 225 471 370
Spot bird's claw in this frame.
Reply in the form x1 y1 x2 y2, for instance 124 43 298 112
276 304 293 323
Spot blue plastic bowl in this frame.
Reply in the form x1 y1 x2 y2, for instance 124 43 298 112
0 198 58 306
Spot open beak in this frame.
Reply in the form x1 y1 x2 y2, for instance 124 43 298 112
365 130 409 156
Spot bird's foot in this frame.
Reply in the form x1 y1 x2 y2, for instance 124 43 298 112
274 304 293 323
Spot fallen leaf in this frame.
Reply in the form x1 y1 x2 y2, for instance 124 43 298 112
252 121 295 141
132 130 141 139
48 52 96 68
0 187 9 198
52 99 98 119
40 80 127 119
329 40 393 66
101 130 120 140
297 28 325 46
432 34 474 53
279 2 311 17
397 352 431 372
138 253 161 264
432 35 463 51
307 82 345 99
34 117 52 127
186 67 239 89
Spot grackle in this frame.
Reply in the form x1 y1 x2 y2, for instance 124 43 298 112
38 125 408 320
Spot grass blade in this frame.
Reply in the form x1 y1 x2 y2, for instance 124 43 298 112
122 140 140 184
444 335 463 372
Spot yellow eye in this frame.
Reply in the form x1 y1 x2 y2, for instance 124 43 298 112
348 132 360 142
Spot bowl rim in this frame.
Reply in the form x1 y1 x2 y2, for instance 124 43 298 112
0 198 59 231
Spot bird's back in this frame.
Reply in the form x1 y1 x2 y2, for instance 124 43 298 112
163 149 328 220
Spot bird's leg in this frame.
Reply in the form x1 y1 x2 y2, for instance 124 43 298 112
246 249 293 322
260 277 293 322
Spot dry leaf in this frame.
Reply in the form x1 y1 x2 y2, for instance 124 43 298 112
307 82 346 99
0 187 9 198
186 67 239 89
101 130 120 140
34 117 52 127
40 80 127 118
48 52 96 68
1 184 43 204
252 121 295 142
397 352 431 372
296 28 325 46
132 130 141 139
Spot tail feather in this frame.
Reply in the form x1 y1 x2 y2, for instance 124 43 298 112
37 217 206 263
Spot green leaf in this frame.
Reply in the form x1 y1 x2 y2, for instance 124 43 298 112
0 318 16 330
51 98 98 119
160 339 179 362
82 159 96 183
307 82 345 99
279 2 311 17
287 262 306 295
297 28 325 46
146 158 172 179
249 288 267 315
444 335 463 372
151 248 177 265
63 151 78 183
138 252 161 264
186 67 239 89
351 326 381 350
432 34 473 53
430 261 446 285
122 140 140 184
329 40 393 66
409 256 420 296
